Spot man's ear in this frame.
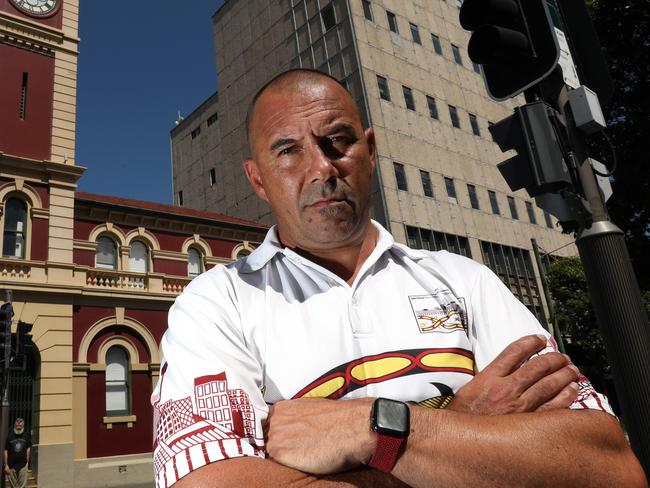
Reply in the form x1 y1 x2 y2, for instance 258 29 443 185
243 158 269 202
364 127 376 170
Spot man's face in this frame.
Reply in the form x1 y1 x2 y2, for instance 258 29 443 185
245 78 376 250
14 419 24 433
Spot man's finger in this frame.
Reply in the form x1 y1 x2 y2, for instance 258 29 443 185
482 334 548 377
510 352 571 394
518 365 580 411
535 382 580 412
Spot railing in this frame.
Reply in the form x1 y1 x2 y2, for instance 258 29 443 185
0 260 31 279
86 269 148 290
162 277 192 294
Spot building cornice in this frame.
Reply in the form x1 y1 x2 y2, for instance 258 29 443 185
0 152 85 184
0 10 79 55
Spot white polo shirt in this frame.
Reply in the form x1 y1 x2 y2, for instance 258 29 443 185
151 221 611 488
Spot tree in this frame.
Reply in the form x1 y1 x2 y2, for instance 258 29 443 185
587 0 650 289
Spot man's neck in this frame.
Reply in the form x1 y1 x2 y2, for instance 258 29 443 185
281 224 379 286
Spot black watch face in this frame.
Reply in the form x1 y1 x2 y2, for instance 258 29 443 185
372 398 410 439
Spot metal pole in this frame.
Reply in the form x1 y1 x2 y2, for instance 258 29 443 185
558 88 650 475
531 238 566 354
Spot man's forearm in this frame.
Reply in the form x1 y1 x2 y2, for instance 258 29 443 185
392 407 647 488
175 456 408 488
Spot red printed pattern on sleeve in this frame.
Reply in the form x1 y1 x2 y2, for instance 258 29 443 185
153 372 265 488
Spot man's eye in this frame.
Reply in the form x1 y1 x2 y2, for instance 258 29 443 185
278 147 294 156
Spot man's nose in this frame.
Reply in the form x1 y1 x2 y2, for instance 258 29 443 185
306 140 340 183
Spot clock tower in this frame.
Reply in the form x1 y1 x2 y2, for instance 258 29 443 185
0 1 83 486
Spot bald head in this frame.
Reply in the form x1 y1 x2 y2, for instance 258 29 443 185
246 69 359 152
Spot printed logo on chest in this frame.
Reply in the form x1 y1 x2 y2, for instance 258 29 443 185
408 289 467 334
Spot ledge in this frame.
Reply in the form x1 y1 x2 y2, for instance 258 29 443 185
103 415 136 429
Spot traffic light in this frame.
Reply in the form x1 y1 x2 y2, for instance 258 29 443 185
490 101 572 197
13 321 33 370
459 0 560 100
0 302 13 372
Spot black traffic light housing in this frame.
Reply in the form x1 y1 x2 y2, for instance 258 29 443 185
0 302 13 373
490 101 572 197
460 0 560 100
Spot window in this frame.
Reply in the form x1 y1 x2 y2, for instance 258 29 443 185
409 23 421 44
451 44 462 65
420 170 434 198
2 198 27 258
178 191 183 206
526 201 537 224
20 73 28 120
472 61 481 74
209 168 216 186
402 85 415 111
106 346 130 416
467 184 480 209
321 4 336 31
469 113 480 136
96 236 117 270
129 240 148 273
191 126 201 139
394 162 408 191
444 177 457 204
508 196 519 219
426 96 438 119
387 10 398 33
544 211 553 229
377 75 391 101
488 190 500 215
431 34 442 55
362 0 373 21
448 105 460 128
188 248 203 278
207 112 218 126
405 225 471 257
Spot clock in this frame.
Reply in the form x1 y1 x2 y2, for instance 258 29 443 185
9 0 60 18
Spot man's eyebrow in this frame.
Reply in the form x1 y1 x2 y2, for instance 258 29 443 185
325 123 356 136
269 137 297 152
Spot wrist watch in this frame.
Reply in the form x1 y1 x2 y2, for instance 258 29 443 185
367 398 410 473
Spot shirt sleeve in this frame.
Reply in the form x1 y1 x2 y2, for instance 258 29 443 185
468 265 613 416
151 267 267 488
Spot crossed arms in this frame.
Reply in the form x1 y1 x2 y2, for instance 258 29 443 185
175 335 647 487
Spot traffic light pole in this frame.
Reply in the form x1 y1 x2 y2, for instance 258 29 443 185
558 88 650 474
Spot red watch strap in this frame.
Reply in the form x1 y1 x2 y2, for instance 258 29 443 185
368 433 405 473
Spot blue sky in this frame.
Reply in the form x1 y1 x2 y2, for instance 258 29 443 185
76 1 225 204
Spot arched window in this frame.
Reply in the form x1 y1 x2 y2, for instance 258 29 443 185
96 236 117 269
129 240 148 273
105 346 130 416
187 248 203 278
236 249 251 259
2 198 27 258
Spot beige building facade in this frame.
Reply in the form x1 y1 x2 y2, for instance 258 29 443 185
171 0 577 324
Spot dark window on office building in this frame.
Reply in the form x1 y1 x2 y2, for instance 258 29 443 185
321 4 336 31
209 168 216 187
387 10 398 33
402 85 415 111
207 112 218 126
467 184 480 209
507 196 519 219
469 113 480 136
394 162 408 191
426 96 438 119
178 191 184 206
410 22 421 44
431 34 442 55
377 75 391 101
488 190 500 215
480 240 545 322
420 170 434 197
191 126 201 139
448 105 460 128
406 225 471 257
444 176 457 204
526 201 537 224
451 44 462 65
544 211 553 229
362 0 373 21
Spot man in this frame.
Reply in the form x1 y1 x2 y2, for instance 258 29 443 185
4 418 30 488
152 69 646 487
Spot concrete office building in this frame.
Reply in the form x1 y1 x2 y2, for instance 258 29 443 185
171 0 577 322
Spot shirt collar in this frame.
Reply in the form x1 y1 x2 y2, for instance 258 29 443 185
238 219 396 274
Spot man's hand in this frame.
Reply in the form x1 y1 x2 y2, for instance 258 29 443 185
448 334 580 415
4 465 10 475
265 397 375 475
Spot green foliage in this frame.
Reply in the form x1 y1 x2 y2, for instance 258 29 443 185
546 257 610 388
